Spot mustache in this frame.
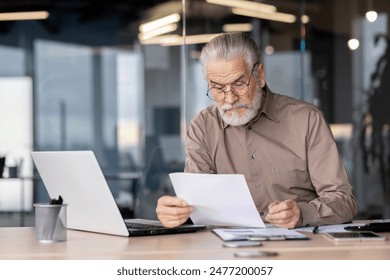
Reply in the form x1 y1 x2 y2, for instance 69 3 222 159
220 102 254 112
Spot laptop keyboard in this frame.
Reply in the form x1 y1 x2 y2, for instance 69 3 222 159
125 221 164 229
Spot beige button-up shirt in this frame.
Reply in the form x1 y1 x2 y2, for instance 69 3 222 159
184 87 357 227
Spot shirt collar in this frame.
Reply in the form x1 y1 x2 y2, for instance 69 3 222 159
257 84 279 123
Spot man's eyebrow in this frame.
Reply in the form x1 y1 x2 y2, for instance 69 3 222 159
209 74 246 86
209 79 223 86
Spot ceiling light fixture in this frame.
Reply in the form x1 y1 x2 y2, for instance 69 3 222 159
348 39 360 51
206 0 276 13
139 34 181 45
138 23 178 41
365 0 377 23
222 23 253 33
140 33 221 46
365 11 378 23
0 11 49 21
232 8 296 23
264 45 274 55
139 13 181 34
301 15 310 24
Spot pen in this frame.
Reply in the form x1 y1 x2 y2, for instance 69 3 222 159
312 226 319 234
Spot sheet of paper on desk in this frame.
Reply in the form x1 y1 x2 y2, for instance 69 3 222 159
212 228 309 241
169 172 265 227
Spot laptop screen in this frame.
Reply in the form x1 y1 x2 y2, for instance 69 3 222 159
31 151 130 236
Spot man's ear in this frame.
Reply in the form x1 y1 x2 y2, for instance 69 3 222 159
257 64 266 88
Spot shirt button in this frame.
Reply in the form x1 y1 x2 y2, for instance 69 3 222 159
256 184 261 188
260 211 264 216
251 154 256 159
248 125 252 130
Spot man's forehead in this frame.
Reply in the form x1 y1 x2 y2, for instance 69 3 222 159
206 58 248 82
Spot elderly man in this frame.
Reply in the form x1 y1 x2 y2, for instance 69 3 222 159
156 32 357 228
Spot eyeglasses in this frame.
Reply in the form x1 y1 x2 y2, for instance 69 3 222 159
206 63 258 102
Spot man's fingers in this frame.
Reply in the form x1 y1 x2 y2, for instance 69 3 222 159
156 204 193 216
265 200 301 228
267 200 293 213
156 195 193 228
157 195 188 207
267 200 280 210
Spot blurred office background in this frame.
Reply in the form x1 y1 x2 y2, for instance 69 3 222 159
0 0 389 226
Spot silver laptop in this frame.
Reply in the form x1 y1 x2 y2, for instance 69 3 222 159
31 150 205 237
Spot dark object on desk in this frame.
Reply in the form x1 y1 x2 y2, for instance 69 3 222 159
234 251 278 258
0 156 5 178
312 226 319 234
7 166 18 178
344 222 390 232
125 219 206 236
50 195 63 205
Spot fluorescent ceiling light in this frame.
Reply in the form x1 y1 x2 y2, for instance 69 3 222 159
232 8 296 23
184 34 221 45
139 13 181 33
138 23 178 41
0 11 49 21
140 35 181 45
223 23 253 32
140 33 221 46
206 0 276 13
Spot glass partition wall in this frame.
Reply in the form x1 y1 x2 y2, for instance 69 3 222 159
0 0 389 226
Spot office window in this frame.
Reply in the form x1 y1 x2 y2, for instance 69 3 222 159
35 40 95 150
0 77 33 211
34 40 144 204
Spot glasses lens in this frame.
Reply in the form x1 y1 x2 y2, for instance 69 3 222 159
206 70 254 101
207 88 224 101
232 83 249 96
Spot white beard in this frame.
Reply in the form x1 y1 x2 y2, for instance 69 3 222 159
218 86 263 126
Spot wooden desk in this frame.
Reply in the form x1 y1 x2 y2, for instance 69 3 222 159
0 227 389 260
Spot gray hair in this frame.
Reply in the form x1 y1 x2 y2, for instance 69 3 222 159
200 32 261 79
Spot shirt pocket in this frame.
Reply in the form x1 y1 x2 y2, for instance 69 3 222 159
271 158 310 190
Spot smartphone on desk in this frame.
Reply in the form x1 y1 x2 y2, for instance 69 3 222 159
325 231 386 242
234 251 278 258
223 241 263 248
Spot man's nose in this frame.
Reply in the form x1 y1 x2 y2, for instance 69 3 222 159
223 90 238 103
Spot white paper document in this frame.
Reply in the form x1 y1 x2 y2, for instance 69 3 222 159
169 172 265 227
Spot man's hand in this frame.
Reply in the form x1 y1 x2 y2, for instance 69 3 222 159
156 195 193 228
265 199 301 228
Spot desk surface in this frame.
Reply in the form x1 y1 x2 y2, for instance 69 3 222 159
1 226 390 260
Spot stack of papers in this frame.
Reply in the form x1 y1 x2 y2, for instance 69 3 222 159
212 227 309 241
